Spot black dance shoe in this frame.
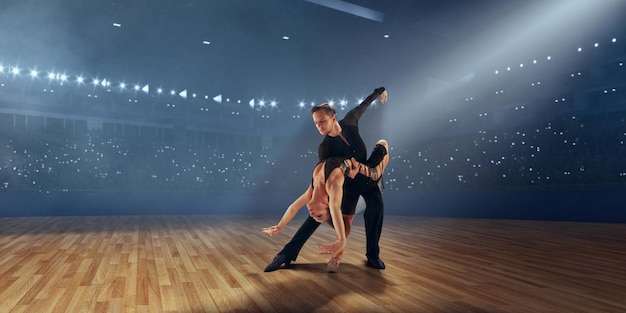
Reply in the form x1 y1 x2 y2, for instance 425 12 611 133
365 258 386 269
264 254 291 272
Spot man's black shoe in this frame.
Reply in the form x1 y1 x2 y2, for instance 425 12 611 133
366 258 386 269
264 254 291 272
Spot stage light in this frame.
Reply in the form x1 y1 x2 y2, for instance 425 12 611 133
259 100 266 108
282 36 290 40
383 34 390 38
92 78 100 86
547 56 552 60
202 40 211 45
134 84 140 91
49 72 57 80
270 100 277 108
76 76 85 84
213 94 222 103
594 43 599 47
249 99 255 108
157 88 163 94
0 65 4 73
533 59 537 64
612 38 617 43
520 63 524 68
494 70 499 74
119 82 126 90
507 67 511 71
11 66 20 75
30 69 38 78
60 74 68 82
113 22 121 27
578 47 582 52
298 101 305 108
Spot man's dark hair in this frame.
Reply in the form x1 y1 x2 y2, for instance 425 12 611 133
311 102 336 116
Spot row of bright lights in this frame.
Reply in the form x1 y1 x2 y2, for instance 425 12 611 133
494 37 618 75
0 63 369 114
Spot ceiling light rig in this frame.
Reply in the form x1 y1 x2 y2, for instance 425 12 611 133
1 34 619 117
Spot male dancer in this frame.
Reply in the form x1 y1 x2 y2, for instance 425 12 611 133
264 87 388 271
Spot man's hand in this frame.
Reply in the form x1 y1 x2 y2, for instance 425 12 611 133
380 90 388 104
346 157 359 179
262 225 281 236
319 238 346 258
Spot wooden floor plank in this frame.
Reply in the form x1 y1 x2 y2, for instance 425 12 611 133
1 215 625 312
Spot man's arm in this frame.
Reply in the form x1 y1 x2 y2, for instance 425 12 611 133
318 169 347 257
342 87 387 126
262 184 313 236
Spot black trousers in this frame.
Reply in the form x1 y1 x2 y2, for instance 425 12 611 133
277 215 321 261
276 183 384 261
276 143 387 261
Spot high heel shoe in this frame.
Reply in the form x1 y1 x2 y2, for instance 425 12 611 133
326 255 342 273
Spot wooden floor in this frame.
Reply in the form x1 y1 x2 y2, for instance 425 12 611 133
0 214 625 313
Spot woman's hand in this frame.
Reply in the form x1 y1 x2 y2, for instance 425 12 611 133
262 225 281 236
319 238 346 258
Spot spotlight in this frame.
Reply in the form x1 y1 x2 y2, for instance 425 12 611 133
29 69 39 78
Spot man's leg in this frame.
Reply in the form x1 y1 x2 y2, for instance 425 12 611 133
264 216 321 272
363 139 389 269
362 187 385 269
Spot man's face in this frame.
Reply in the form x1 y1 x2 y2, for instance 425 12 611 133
312 111 335 136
